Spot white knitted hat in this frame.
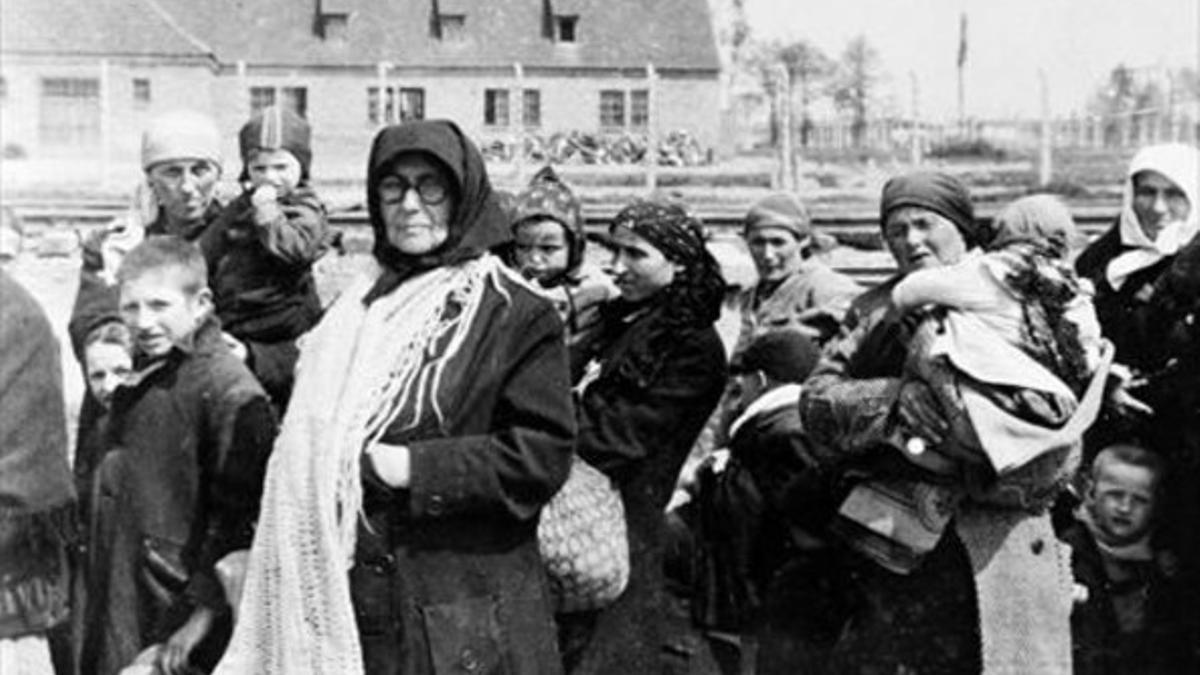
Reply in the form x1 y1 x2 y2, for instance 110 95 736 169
140 109 223 171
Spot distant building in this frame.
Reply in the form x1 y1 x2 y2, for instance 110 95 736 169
0 0 720 180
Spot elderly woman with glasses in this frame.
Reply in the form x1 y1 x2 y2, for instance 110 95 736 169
215 120 577 675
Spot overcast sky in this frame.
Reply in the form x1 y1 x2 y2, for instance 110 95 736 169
743 0 1200 120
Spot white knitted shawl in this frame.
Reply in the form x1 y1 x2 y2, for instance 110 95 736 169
215 255 506 675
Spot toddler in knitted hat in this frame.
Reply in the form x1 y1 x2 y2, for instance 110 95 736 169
505 166 616 376
198 106 331 410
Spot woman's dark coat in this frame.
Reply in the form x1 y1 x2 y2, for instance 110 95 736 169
565 302 728 675
1077 219 1200 578
351 120 576 675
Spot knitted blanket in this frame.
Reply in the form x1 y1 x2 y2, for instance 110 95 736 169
215 256 505 675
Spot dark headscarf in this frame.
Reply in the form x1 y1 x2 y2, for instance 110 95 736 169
609 199 725 327
364 120 510 303
510 166 586 279
880 171 988 249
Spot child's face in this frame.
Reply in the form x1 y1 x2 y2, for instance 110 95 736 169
513 218 571 283
85 342 133 409
119 268 212 360
1087 461 1157 546
247 149 302 194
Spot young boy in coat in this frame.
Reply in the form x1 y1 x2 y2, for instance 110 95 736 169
199 105 329 411
1061 444 1197 675
79 237 276 675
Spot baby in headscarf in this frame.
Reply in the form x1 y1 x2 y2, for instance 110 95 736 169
834 196 1110 573
507 166 617 373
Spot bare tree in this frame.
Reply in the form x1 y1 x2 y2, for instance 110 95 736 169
778 40 834 147
832 35 882 147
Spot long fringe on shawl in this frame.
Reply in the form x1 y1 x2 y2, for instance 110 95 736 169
215 256 509 675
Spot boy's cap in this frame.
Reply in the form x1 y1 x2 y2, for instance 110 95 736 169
141 109 223 171
238 105 312 180
744 193 812 240
730 329 821 384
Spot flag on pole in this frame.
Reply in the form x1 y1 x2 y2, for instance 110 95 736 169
957 13 968 68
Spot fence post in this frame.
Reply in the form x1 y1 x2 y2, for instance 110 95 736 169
645 63 658 193
909 72 922 166
513 62 525 185
99 58 111 189
376 62 389 126
1038 70 1052 186
775 64 794 193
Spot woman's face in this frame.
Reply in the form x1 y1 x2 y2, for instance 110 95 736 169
608 224 682 302
146 158 220 226
1132 170 1190 241
883 206 969 274
513 218 571 283
379 153 455 255
85 341 133 410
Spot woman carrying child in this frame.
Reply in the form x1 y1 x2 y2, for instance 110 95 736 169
199 105 331 412
799 174 1106 673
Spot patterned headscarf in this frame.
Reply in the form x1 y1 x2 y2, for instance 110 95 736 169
610 199 724 326
511 166 585 276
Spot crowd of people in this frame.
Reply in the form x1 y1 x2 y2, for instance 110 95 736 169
0 107 1197 675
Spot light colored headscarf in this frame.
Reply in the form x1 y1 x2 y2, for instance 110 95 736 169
1107 143 1200 290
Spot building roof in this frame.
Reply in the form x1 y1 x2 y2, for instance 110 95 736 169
1 0 213 58
151 0 720 72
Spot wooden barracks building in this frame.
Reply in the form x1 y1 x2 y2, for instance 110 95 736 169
0 0 721 180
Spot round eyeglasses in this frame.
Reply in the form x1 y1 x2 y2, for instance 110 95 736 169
378 175 449 205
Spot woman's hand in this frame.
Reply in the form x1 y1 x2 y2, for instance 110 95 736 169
366 442 411 488
156 605 215 675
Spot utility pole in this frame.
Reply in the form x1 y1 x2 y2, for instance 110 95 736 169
909 71 922 166
1039 69 1052 186
956 12 967 137
775 64 794 192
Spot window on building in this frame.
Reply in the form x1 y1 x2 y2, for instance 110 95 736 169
398 88 425 122
39 77 101 147
484 89 510 127
555 15 578 43
522 89 541 128
251 86 307 118
132 78 151 107
368 86 425 124
439 14 466 42
630 89 649 128
250 86 276 113
281 87 308 118
599 90 625 129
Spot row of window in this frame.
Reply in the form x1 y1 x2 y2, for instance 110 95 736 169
18 77 653 147
433 13 578 44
